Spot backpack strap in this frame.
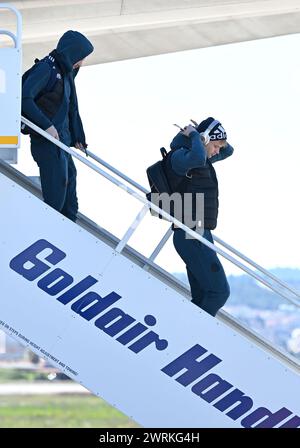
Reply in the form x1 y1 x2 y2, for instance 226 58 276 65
40 56 62 95
160 147 168 159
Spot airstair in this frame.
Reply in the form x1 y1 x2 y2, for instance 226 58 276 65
1 3 300 428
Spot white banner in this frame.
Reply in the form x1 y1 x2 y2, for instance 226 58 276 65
0 172 300 428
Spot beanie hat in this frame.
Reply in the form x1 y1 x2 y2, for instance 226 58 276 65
197 117 227 141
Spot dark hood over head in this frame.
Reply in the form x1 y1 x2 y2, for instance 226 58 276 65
55 30 94 73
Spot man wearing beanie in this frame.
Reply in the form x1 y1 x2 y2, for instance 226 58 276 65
22 30 94 222
164 117 233 316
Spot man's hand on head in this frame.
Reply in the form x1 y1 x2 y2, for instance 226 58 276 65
182 124 198 137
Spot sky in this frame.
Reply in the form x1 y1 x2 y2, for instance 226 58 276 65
18 33 300 277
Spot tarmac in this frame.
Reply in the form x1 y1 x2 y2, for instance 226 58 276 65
0 381 89 395
0 361 90 395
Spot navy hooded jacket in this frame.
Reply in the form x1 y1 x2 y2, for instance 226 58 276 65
22 30 94 146
170 130 234 176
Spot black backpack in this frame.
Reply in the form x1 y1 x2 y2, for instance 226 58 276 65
146 148 172 198
21 57 61 135
146 147 184 220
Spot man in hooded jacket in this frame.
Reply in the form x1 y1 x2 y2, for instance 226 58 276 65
22 30 94 222
165 117 234 317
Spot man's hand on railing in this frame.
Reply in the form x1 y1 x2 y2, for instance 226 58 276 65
74 142 84 150
75 142 88 156
46 125 59 140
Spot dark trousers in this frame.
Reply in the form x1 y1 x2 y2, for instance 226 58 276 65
31 139 78 222
173 228 230 316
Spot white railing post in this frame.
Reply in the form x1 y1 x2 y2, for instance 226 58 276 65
143 227 173 271
115 204 149 253
0 4 22 164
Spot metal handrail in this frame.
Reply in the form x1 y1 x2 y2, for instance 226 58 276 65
71 140 300 301
21 116 300 308
0 4 22 49
0 30 17 47
213 235 300 299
